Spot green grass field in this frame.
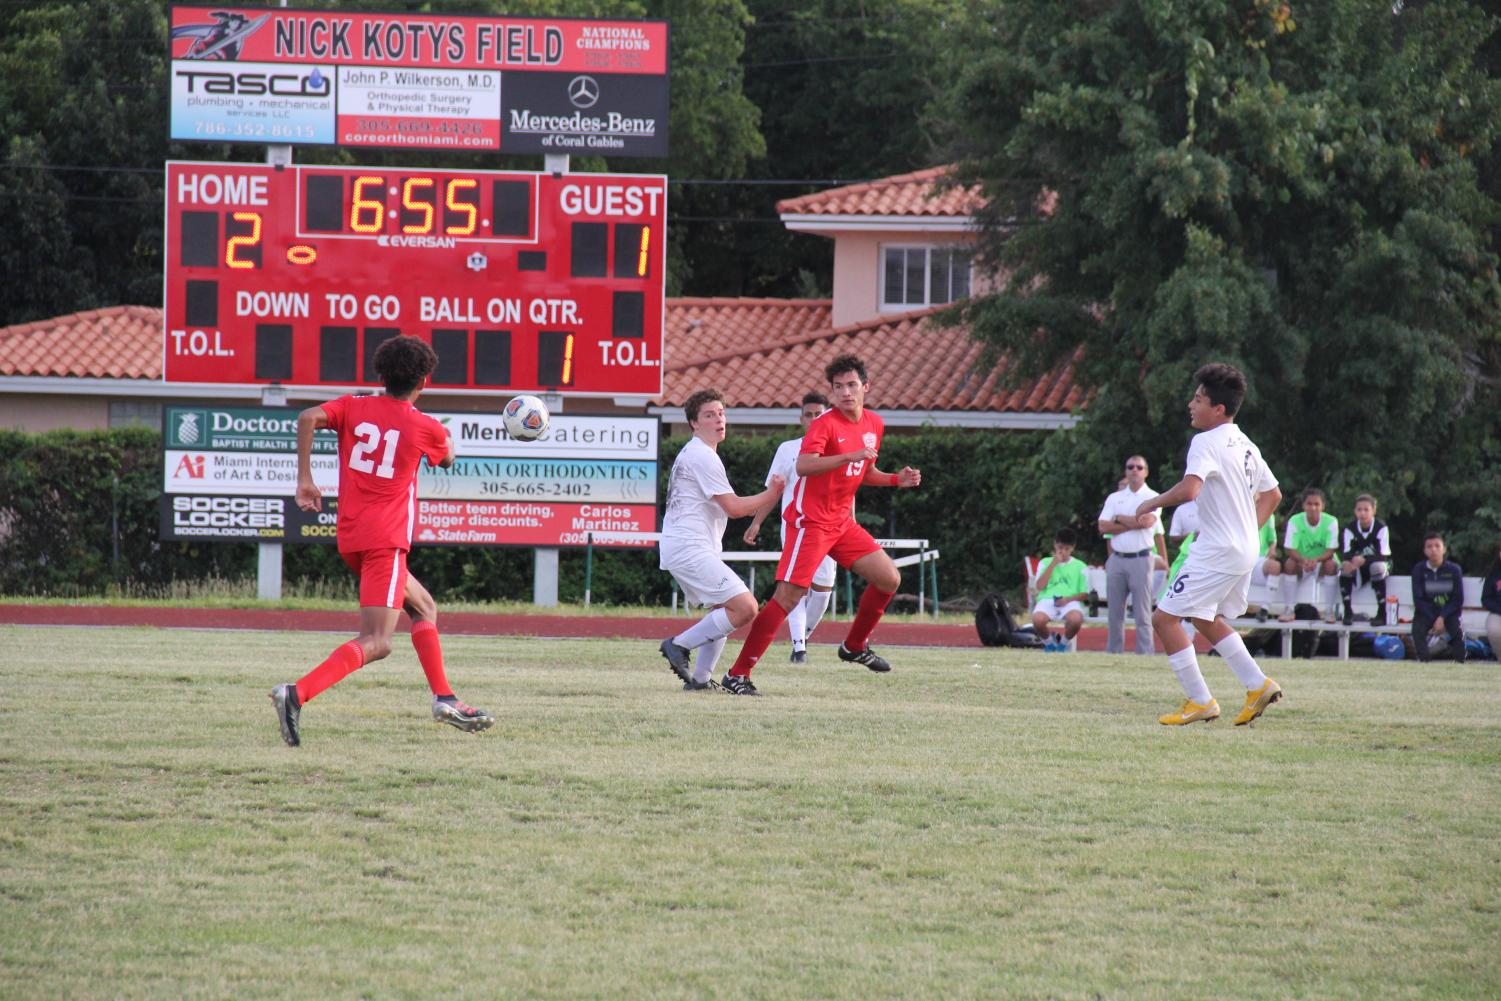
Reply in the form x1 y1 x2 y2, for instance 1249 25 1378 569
2 624 1498 1000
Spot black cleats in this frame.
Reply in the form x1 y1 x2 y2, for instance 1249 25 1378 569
720 673 761 696
789 647 807 664
838 643 891 673
660 638 693 683
683 678 718 692
270 683 301 747
1341 607 1355 627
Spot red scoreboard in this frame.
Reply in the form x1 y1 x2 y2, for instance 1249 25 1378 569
163 161 666 395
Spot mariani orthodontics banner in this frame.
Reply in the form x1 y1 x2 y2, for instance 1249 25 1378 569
160 405 659 547
167 4 669 156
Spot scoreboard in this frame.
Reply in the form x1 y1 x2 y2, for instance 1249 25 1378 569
163 160 666 395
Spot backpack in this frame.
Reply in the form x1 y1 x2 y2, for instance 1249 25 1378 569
1290 603 1337 659
1242 629 1284 658
975 592 1047 649
1007 625 1047 649
975 592 1013 647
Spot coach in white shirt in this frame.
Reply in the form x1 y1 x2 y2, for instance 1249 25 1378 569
1097 455 1169 655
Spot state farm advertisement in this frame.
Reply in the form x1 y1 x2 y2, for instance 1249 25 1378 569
161 406 658 546
413 500 655 547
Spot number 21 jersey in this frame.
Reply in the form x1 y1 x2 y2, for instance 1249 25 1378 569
321 394 449 554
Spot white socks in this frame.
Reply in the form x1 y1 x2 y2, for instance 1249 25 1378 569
785 599 808 651
1280 573 1299 611
693 636 727 684
1214 632 1268 691
785 589 833 649
674 607 733 650
803 589 831 640
1168 646 1213 705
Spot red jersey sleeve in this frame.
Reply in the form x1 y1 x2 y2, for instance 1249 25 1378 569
413 411 450 467
320 395 350 433
800 416 834 456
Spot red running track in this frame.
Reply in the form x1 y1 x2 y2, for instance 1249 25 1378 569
0 604 1189 651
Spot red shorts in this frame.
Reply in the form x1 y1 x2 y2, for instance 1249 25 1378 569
341 548 410 609
777 518 881 588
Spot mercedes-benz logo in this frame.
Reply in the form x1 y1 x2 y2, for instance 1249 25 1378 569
568 75 599 109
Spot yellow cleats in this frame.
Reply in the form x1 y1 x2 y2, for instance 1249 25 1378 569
1159 698 1220 725
1234 678 1283 726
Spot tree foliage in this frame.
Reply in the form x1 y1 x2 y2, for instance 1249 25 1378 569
0 1 167 320
0 0 766 318
672 0 964 296
941 0 1501 566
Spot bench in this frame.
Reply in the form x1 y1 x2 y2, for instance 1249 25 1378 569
1023 555 1489 660
1223 576 1490 659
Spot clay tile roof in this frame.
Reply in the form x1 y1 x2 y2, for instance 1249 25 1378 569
659 304 1083 414
0 306 162 379
664 297 832 369
776 165 982 218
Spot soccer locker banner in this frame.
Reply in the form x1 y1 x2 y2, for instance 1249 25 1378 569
167 5 669 156
160 405 658 546
161 494 296 541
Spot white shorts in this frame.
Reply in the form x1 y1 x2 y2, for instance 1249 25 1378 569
1158 560 1252 622
1251 559 1274 587
660 542 750 609
780 522 836 588
1033 598 1086 620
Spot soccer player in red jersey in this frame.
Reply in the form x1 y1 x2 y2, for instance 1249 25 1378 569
719 354 921 695
269 335 494 746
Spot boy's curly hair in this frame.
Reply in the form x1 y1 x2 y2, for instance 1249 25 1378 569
374 336 438 396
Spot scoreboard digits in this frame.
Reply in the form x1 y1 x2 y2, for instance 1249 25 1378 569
163 161 666 394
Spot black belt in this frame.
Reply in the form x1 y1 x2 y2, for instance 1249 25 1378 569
1114 549 1151 558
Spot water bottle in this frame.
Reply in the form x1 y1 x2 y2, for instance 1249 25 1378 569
1385 594 1399 626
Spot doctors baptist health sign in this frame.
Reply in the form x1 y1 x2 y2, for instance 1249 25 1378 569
161 406 658 547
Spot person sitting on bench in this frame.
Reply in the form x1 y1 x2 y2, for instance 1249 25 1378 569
1411 532 1466 663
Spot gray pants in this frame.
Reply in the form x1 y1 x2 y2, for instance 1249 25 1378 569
1106 552 1154 655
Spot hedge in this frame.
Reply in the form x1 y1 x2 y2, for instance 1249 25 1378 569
0 426 1053 605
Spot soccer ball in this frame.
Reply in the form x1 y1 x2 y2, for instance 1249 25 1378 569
503 394 550 441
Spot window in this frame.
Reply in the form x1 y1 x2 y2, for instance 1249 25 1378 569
881 245 971 309
109 400 161 429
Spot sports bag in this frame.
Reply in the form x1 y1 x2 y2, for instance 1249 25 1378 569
975 592 1013 647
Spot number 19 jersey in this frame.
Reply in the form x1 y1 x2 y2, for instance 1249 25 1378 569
788 407 885 529
321 394 449 554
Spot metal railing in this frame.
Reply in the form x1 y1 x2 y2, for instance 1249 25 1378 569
583 532 941 616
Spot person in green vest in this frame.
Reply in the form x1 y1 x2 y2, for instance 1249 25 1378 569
1031 527 1090 652
1279 487 1339 621
1251 513 1281 615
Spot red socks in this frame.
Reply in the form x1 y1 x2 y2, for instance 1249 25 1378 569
410 620 453 698
296 640 365 705
726 600 789 677
844 586 894 652
295 622 450 706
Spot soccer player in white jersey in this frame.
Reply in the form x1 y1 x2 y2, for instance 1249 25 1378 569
742 392 835 662
1136 363 1286 726
658 389 785 690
